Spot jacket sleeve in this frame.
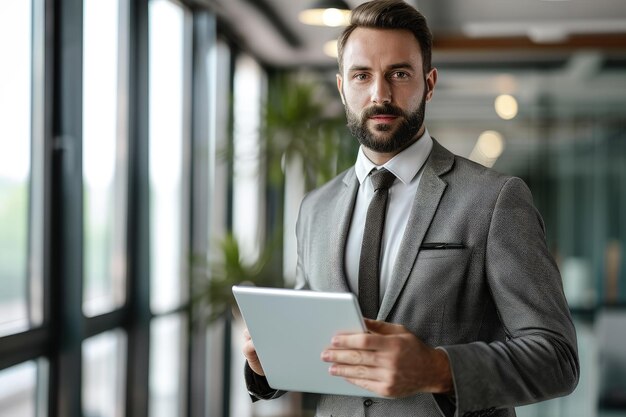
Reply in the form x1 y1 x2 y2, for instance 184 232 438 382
440 177 579 417
244 362 285 402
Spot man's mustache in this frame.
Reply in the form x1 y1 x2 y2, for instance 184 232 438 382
361 104 405 120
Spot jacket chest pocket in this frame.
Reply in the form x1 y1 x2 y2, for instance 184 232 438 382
392 248 472 345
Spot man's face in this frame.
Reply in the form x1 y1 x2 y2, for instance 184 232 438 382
337 28 437 156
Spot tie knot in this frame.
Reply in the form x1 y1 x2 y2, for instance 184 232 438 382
369 168 396 191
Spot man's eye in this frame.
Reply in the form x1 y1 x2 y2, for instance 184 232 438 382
353 73 368 81
392 71 409 79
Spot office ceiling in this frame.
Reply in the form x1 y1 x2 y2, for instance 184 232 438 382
203 0 626 170
208 0 626 68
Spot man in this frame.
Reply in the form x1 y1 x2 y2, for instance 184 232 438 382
243 0 579 416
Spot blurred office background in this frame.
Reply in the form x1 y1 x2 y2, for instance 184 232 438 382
1 0 625 416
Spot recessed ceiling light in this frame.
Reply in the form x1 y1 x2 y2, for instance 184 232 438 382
469 131 505 167
477 131 505 159
463 19 626 44
299 8 351 27
494 94 518 120
299 0 351 27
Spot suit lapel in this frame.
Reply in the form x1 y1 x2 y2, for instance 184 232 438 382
378 140 455 321
328 168 359 292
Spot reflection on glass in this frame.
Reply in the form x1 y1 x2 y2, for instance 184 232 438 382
0 0 32 336
150 314 187 417
82 0 128 317
149 0 188 314
82 329 127 417
0 360 47 417
208 40 231 245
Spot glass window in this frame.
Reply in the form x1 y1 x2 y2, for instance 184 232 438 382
82 329 127 417
0 0 34 336
148 0 190 314
0 360 48 417
82 0 129 317
149 314 187 417
232 55 267 264
207 40 230 246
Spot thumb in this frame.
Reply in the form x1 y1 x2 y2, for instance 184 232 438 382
364 319 407 335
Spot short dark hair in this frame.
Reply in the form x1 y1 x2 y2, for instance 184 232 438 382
337 0 433 74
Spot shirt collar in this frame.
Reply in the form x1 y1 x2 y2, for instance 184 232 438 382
355 128 433 185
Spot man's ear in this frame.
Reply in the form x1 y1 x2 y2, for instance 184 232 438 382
336 73 346 105
425 68 437 102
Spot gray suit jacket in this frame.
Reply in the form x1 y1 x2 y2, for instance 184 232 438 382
246 140 579 417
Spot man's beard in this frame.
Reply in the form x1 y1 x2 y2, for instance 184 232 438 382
345 92 426 154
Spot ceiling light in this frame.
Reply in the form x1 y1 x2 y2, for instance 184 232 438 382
469 131 505 167
527 27 569 43
494 94 518 120
299 0 351 27
477 131 505 159
463 19 626 44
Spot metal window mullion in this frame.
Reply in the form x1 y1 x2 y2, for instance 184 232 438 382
49 0 85 415
177 4 194 416
187 11 217 417
0 329 49 370
125 0 151 416
84 309 127 339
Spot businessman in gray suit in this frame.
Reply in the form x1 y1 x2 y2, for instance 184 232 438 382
243 1 579 416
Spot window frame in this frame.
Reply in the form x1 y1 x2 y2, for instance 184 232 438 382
0 0 230 416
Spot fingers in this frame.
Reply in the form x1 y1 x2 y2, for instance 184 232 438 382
364 319 407 335
328 362 390 382
330 332 384 350
321 323 437 398
242 329 265 376
322 347 383 367
330 325 406 350
242 337 257 358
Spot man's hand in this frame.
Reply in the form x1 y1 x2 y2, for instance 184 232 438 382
321 319 453 398
243 328 265 376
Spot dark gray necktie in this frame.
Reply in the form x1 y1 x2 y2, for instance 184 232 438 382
358 168 396 319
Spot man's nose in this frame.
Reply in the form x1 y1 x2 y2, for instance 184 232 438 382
371 77 391 104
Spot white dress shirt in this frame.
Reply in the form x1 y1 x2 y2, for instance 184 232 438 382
345 130 433 303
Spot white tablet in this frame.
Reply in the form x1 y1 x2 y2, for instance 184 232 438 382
232 285 383 398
